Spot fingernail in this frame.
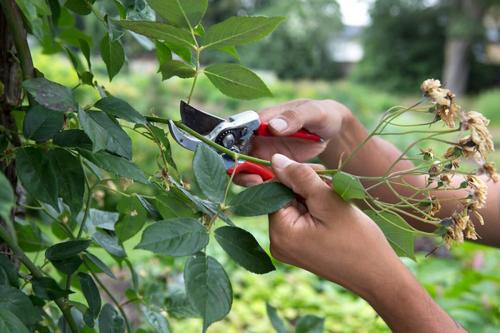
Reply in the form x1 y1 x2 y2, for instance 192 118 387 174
272 154 294 169
269 118 288 132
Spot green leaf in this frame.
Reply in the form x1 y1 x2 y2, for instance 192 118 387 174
53 129 93 149
22 77 77 112
93 230 126 258
83 252 116 279
266 303 287 333
23 105 64 141
154 191 197 220
193 144 228 203
78 272 102 318
116 196 147 242
148 125 177 170
79 150 148 183
16 220 51 252
15 147 58 207
94 96 146 124
155 41 172 65
217 45 240 60
204 64 272 100
141 305 171 333
137 195 163 220
166 291 199 319
158 60 196 80
32 277 72 300
51 256 83 275
45 239 91 261
100 34 125 81
230 182 294 216
84 208 120 234
49 148 85 214
118 20 196 49
203 16 285 49
99 303 125 333
79 109 132 159
0 255 18 288
64 0 95 15
364 210 416 259
165 42 192 63
136 218 208 256
215 226 275 274
295 315 324 333
0 172 14 222
184 254 232 332
79 38 92 69
332 171 367 201
147 0 207 28
0 310 30 333
0 285 41 326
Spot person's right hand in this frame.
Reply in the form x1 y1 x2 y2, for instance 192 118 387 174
234 99 352 186
267 153 404 299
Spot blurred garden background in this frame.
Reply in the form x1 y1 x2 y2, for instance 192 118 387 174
26 0 500 332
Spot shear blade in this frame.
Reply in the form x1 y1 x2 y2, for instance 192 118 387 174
180 101 224 135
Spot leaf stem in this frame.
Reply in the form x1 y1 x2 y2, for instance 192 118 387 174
187 48 201 104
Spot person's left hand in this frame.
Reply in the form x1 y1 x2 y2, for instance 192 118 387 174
234 99 351 186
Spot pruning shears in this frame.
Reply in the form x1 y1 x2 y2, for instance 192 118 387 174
168 101 322 181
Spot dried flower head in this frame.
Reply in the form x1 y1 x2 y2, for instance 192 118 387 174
466 175 487 210
419 148 434 161
429 196 441 216
464 221 478 240
421 79 459 128
439 173 452 187
462 111 494 159
479 162 498 183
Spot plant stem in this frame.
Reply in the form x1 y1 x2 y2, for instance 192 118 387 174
0 225 79 332
145 116 272 166
187 48 201 103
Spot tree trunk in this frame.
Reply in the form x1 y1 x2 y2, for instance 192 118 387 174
442 39 471 96
0 2 24 262
442 0 489 96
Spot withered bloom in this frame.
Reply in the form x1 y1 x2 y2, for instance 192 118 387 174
461 111 494 159
420 79 459 128
479 162 498 183
466 175 487 210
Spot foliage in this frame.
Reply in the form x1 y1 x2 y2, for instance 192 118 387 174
0 1 294 332
239 0 343 80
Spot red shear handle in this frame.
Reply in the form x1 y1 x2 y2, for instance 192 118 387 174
256 123 322 142
227 161 274 181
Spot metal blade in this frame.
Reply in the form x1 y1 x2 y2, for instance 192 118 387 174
167 120 200 152
180 101 225 135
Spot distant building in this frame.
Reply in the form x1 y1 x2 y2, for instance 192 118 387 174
327 25 364 76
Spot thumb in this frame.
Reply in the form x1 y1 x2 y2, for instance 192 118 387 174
268 110 304 136
271 154 328 199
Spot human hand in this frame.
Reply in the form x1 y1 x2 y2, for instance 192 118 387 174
267 153 406 299
234 99 352 186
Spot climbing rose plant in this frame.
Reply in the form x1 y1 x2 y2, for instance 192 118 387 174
0 0 495 333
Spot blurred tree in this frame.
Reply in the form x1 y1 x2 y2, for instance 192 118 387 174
239 0 343 80
442 0 499 95
352 0 447 92
354 0 500 94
